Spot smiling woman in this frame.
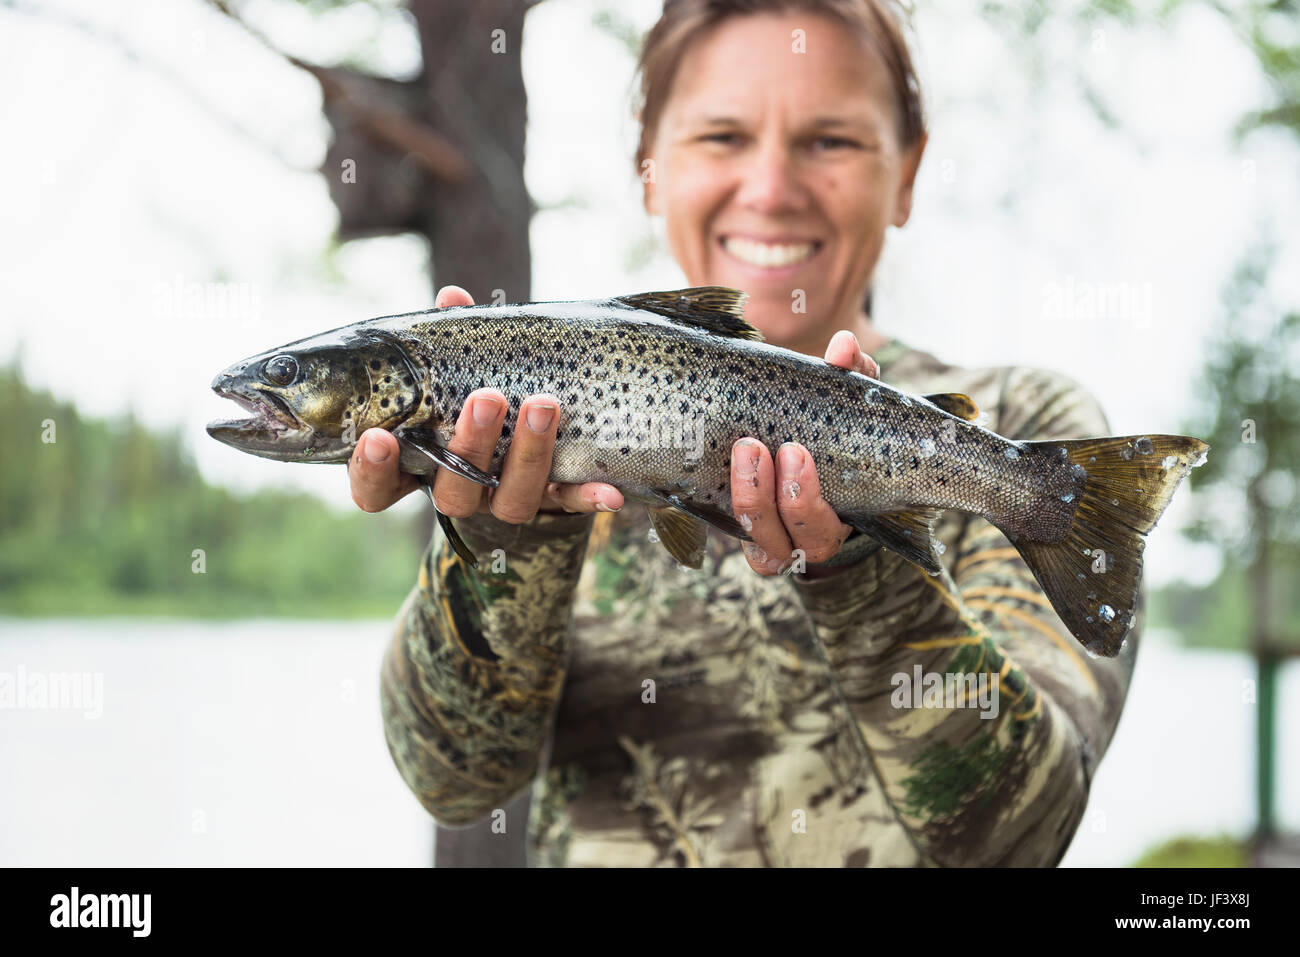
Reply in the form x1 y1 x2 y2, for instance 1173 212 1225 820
365 0 1152 868
636 0 926 356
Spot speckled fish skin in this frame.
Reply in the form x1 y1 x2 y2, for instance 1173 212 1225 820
408 305 1079 540
212 298 1068 522
208 286 1208 656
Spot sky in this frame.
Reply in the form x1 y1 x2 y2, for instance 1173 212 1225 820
1 0 1297 586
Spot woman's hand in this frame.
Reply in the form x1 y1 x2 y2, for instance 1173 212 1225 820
731 331 879 576
348 285 624 520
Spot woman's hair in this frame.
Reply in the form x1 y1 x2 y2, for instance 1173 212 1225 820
633 0 926 174
632 0 926 318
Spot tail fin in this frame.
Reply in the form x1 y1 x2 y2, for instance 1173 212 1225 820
999 435 1209 658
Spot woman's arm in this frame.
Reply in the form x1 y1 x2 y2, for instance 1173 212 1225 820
788 368 1136 866
380 510 595 826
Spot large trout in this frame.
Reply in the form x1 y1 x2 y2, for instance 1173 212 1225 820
208 286 1207 657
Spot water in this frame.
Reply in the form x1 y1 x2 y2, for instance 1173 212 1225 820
1 620 1294 867
1061 629 1300 867
0 618 433 866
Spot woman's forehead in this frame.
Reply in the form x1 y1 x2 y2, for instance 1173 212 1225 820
665 13 895 117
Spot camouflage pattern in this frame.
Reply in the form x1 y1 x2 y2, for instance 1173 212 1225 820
380 340 1138 866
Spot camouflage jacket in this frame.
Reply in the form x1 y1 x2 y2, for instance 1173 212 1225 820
379 339 1138 866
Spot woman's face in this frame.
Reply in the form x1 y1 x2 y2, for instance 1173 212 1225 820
644 12 926 354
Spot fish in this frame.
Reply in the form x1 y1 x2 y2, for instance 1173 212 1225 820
207 285 1208 657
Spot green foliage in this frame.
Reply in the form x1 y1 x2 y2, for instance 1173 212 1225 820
0 360 424 618
1184 252 1300 558
1150 552 1300 650
1132 834 1250 867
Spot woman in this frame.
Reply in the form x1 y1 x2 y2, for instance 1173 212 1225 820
353 0 1135 866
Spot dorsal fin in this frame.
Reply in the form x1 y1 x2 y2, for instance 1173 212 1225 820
924 392 979 421
615 287 763 341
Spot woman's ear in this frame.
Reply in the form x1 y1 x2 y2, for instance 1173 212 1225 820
641 154 661 216
891 131 928 228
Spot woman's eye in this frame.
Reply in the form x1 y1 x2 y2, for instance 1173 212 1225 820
700 132 742 146
264 355 298 386
810 136 858 152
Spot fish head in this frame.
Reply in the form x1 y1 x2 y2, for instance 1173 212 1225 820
207 329 422 463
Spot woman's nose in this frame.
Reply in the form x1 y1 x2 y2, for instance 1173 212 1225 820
734 141 807 213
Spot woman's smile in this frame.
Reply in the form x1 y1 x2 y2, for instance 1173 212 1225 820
716 234 823 275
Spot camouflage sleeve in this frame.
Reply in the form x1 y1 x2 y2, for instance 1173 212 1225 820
379 510 595 827
789 368 1137 866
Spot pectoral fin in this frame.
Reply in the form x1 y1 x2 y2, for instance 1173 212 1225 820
398 429 499 488
418 479 481 568
841 508 944 576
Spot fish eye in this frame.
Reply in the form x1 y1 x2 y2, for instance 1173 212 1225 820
264 355 298 386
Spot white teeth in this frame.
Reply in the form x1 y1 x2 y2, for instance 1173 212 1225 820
723 237 816 268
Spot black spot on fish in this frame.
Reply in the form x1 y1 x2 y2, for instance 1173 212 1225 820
372 385 379 393
370 360 382 370
911 456 919 470
380 399 389 408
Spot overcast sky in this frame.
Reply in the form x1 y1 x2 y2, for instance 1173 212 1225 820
2 0 1297 586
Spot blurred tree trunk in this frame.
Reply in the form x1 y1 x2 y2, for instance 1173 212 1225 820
315 0 540 868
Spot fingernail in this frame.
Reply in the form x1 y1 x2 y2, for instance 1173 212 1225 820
735 440 760 476
526 403 556 433
743 542 768 565
363 437 389 464
777 442 802 474
596 501 622 512
472 394 502 425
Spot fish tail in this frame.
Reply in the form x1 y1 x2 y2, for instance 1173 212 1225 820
996 435 1209 657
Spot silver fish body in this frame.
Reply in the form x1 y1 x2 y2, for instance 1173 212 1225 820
209 286 1207 657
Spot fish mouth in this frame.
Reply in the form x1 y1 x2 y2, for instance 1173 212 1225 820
208 385 304 436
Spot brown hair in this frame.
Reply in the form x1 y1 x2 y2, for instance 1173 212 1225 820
633 0 926 173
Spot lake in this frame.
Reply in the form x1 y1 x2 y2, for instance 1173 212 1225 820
1 619 1294 866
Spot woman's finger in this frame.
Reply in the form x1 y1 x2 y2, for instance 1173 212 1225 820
730 438 793 576
489 395 560 524
350 429 420 512
432 388 506 517
825 330 879 378
435 285 474 308
774 443 851 565
541 482 624 514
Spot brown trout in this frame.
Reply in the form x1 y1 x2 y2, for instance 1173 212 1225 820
208 286 1207 657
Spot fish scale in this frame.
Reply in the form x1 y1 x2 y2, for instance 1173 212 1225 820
208 285 1207 658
